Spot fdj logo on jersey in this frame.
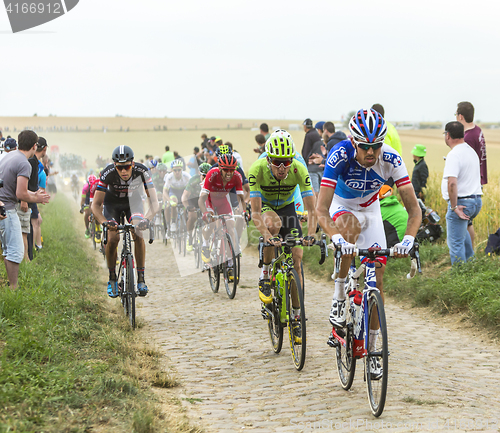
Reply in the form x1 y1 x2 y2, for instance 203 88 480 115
383 152 402 168
327 147 348 169
4 0 78 33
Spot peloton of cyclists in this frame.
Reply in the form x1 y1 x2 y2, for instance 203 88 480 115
91 145 160 298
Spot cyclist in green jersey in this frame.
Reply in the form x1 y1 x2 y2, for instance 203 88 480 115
182 162 212 251
248 129 318 304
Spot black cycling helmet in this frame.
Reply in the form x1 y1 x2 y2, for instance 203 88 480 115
112 145 134 163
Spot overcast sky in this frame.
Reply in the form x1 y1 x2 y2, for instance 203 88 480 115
1 0 499 122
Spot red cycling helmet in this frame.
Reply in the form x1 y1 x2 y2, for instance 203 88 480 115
218 154 238 170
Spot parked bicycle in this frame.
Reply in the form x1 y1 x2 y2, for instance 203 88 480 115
328 244 421 417
205 214 241 299
103 215 154 329
258 234 327 371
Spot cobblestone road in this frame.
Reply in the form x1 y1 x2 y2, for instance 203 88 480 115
136 241 500 433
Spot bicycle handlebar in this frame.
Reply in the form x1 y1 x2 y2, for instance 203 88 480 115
258 234 327 268
331 243 422 278
102 221 154 245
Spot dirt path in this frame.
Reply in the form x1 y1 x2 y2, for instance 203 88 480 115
134 241 500 433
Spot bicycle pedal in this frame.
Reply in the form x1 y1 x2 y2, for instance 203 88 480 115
327 335 339 348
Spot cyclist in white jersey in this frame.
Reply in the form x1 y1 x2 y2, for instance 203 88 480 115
316 109 421 374
163 159 191 235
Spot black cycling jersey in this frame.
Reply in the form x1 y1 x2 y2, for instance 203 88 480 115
96 162 154 199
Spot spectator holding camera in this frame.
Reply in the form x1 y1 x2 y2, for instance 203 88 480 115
0 130 50 288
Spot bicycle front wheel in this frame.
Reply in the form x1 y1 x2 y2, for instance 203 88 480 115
286 268 306 371
267 280 283 353
335 302 356 390
194 223 202 269
222 233 237 299
125 254 136 330
365 290 388 417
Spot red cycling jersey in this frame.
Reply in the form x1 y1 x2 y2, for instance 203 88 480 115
202 167 244 214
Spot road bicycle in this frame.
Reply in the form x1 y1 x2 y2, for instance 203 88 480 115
103 215 154 329
328 244 421 417
205 214 241 299
192 209 205 269
258 234 327 371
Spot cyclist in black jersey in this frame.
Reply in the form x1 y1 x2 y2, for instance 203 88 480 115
91 145 160 298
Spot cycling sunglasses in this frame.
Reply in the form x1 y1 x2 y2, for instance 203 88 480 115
356 142 383 151
269 157 293 168
115 164 132 171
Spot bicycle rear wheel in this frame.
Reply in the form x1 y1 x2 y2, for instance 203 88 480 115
193 223 202 269
286 268 306 371
125 254 136 329
267 280 283 353
335 303 357 390
365 290 388 417
222 233 237 299
90 218 97 250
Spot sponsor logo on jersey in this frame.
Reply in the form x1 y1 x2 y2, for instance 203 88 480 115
305 176 311 187
383 152 402 168
327 147 348 169
345 178 384 191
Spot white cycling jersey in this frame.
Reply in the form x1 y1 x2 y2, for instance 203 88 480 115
163 171 191 192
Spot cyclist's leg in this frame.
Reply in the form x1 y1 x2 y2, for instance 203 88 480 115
329 204 363 327
258 205 281 304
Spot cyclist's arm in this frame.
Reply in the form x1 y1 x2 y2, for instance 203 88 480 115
302 195 317 238
144 186 160 221
243 183 250 204
91 190 107 226
398 183 422 238
181 189 191 209
316 184 338 240
250 196 272 241
198 191 209 215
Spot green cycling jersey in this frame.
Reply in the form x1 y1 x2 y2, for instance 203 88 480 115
248 158 314 210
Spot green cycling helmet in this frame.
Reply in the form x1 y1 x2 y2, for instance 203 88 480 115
198 162 211 175
157 163 168 172
265 129 295 158
215 144 231 158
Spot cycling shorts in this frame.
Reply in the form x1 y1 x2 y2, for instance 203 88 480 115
262 202 302 240
103 192 144 224
331 198 387 264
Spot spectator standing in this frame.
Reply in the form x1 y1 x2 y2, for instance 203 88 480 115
254 134 266 155
0 137 18 163
301 118 322 198
45 158 58 195
456 101 486 249
315 121 325 137
260 123 270 141
371 104 403 156
441 122 482 265
0 130 50 288
200 134 210 149
323 121 347 153
411 144 429 201
456 101 487 185
161 146 175 165
26 137 48 257
187 146 202 176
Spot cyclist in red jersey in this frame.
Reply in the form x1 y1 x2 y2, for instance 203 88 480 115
198 154 245 278
80 174 97 238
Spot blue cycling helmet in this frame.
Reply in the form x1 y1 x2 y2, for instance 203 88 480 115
349 108 387 145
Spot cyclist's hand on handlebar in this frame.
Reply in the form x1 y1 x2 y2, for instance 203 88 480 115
265 234 282 247
79 205 85 214
394 235 414 257
303 235 316 246
104 220 118 231
331 234 356 255
202 211 213 223
137 218 150 230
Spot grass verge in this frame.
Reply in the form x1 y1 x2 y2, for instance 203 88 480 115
0 193 198 432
